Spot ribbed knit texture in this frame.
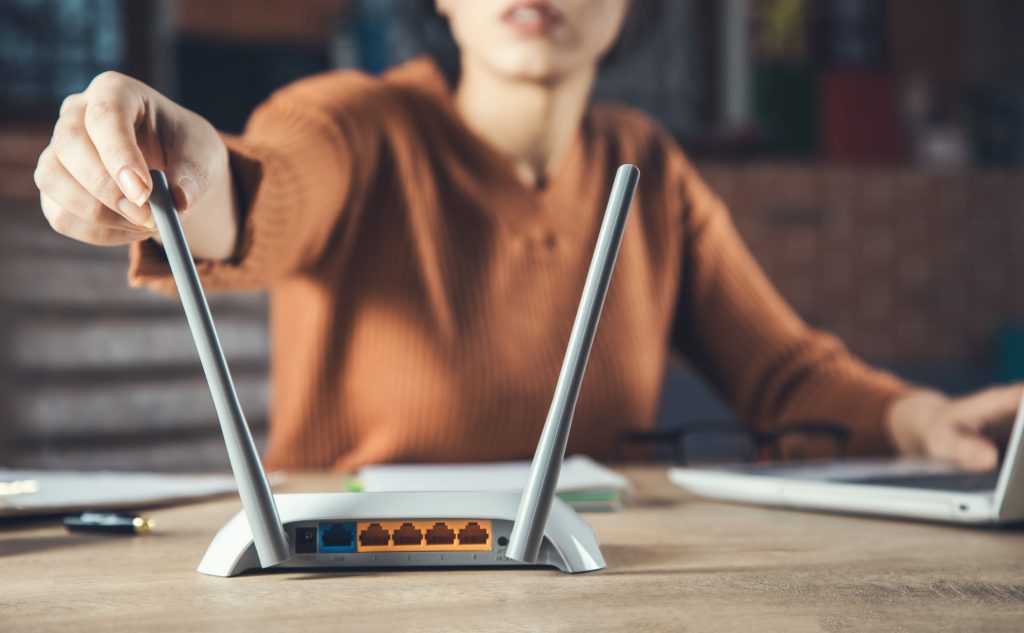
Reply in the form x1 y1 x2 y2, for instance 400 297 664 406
129 58 908 471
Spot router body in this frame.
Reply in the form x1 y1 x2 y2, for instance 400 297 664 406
147 165 638 578
198 491 605 576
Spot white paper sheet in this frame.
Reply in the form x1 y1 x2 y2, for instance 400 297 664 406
0 469 242 517
358 455 632 511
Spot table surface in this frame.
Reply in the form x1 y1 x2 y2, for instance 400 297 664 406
2 467 1023 632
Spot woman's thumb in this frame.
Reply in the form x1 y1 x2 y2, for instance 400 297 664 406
160 114 223 213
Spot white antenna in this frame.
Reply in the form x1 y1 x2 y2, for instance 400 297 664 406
506 164 639 563
148 170 290 567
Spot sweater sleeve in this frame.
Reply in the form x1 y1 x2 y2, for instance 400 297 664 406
128 72 380 292
671 156 910 457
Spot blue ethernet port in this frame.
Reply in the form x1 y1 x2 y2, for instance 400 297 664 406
319 522 357 552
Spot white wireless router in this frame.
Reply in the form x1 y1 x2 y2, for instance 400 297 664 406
147 164 639 577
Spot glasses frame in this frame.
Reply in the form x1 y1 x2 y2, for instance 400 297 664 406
619 419 851 465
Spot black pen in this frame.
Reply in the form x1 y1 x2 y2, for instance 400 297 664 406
63 512 155 535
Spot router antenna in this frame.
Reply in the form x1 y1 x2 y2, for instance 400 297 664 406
506 164 639 563
149 170 290 567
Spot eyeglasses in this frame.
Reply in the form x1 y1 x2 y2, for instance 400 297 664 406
618 420 851 465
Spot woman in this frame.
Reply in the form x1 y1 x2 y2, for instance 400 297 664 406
33 0 1017 471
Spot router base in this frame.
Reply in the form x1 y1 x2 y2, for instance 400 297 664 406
198 491 605 577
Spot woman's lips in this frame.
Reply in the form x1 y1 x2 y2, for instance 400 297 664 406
500 1 564 36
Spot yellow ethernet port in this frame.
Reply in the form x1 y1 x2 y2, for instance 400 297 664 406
391 522 423 546
358 522 390 548
457 521 490 547
424 522 456 546
356 520 492 552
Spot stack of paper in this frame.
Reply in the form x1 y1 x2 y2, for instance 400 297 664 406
355 455 633 511
0 469 241 518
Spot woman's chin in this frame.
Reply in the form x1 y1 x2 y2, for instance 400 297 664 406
483 47 574 83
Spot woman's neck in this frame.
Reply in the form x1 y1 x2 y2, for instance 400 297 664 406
454 57 595 189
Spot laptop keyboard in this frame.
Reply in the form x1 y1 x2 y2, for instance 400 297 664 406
852 471 1000 491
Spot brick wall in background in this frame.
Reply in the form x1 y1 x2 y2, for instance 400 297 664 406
0 129 270 471
700 164 1024 365
0 200 271 471
175 0 347 43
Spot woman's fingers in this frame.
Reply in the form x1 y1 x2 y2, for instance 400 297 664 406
82 71 153 206
34 147 148 231
948 384 1023 432
925 423 1000 471
37 70 233 253
40 193 151 246
889 386 1015 471
50 94 152 229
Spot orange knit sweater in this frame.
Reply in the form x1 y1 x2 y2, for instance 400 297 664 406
130 58 907 471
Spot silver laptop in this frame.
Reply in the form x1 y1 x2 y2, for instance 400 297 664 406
669 391 1024 525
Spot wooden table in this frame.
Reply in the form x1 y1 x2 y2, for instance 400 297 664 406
2 467 1022 632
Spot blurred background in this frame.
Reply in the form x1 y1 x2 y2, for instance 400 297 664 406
0 0 1022 470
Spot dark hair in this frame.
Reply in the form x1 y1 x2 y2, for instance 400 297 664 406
406 0 664 85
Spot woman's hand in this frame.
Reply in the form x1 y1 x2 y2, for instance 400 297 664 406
34 71 239 260
885 385 1022 470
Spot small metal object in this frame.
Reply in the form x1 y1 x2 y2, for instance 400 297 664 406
63 512 155 535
